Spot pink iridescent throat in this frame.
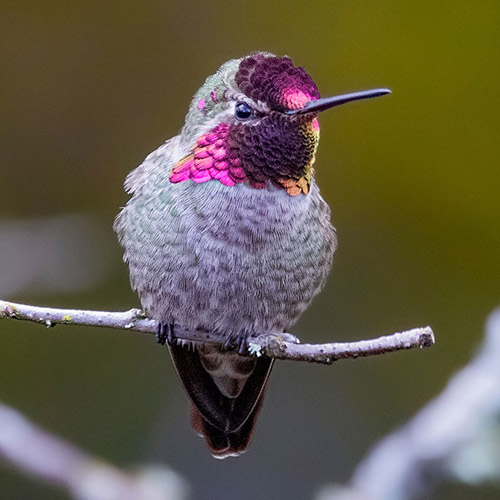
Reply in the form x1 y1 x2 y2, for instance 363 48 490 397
169 124 246 187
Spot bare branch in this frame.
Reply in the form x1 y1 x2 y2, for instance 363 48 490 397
0 402 188 500
0 300 156 334
0 299 434 364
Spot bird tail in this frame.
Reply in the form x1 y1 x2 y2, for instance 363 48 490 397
190 393 266 458
169 342 273 458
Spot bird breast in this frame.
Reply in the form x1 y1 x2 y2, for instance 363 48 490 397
119 163 336 338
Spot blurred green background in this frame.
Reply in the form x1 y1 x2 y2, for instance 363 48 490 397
1 1 499 499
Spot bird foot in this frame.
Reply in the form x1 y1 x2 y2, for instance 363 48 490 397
232 332 301 357
156 322 176 346
247 332 301 357
256 332 300 345
223 334 249 355
275 332 301 344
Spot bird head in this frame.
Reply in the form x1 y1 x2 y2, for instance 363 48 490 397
171 52 389 196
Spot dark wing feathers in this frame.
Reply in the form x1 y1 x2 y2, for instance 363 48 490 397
169 343 273 456
190 392 266 458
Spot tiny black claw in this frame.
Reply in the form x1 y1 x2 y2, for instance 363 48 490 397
166 323 176 346
238 336 248 355
156 322 168 345
222 332 248 354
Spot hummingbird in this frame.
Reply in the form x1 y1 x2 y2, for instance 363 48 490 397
114 52 390 458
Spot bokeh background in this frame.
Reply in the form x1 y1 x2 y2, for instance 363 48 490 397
1 1 499 499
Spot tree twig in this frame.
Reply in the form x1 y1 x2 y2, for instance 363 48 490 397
0 300 434 364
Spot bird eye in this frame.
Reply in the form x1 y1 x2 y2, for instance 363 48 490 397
234 102 253 121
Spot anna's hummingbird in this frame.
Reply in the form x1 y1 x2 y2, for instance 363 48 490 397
114 52 389 458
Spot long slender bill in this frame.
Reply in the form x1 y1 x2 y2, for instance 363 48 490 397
287 88 391 115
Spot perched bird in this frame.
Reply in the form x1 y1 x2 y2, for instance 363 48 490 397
114 52 389 458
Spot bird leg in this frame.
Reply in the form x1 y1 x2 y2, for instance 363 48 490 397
156 322 177 346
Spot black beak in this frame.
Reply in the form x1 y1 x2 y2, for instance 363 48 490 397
286 88 391 115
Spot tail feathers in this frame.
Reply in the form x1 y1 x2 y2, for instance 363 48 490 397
190 392 266 459
169 343 273 457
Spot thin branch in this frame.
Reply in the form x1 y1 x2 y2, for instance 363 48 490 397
0 299 434 364
0 402 188 500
